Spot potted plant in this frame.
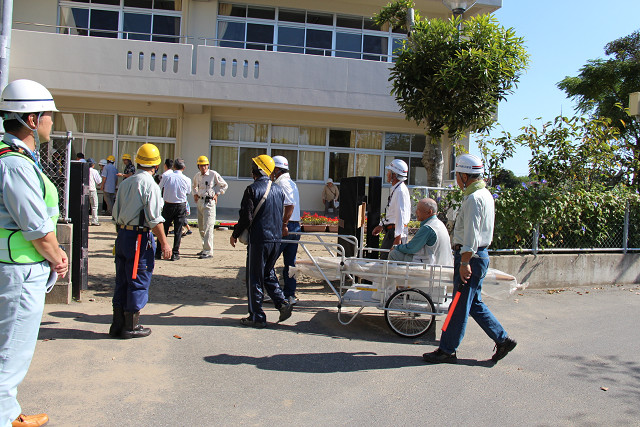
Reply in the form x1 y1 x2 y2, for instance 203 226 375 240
325 216 339 232
300 212 330 232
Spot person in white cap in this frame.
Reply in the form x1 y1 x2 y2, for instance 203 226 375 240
0 79 69 427
423 154 516 364
322 178 340 214
372 159 411 260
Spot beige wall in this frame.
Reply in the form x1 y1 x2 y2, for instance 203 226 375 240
13 0 57 31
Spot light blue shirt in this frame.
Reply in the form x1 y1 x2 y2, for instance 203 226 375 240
160 170 191 203
113 169 164 229
0 134 54 242
101 163 118 193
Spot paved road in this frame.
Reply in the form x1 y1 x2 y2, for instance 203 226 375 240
20 284 640 426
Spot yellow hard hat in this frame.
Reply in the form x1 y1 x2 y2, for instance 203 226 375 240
252 154 275 176
197 155 209 165
106 155 115 162
122 153 132 161
135 143 161 167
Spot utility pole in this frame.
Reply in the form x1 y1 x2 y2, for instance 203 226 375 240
0 0 13 91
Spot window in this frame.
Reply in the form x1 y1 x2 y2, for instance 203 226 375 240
211 146 238 177
329 129 352 148
271 148 297 180
59 1 181 42
298 151 324 181
277 26 304 54
328 152 352 183
239 147 262 177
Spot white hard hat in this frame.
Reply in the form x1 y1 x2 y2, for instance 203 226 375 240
0 79 58 115
455 154 484 175
272 155 289 170
385 159 408 179
99 159 108 166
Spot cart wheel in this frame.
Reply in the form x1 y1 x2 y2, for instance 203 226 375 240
384 289 435 338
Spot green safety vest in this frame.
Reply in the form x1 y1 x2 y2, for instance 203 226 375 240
0 141 59 264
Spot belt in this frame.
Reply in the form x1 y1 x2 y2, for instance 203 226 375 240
118 225 150 232
164 201 185 205
453 245 487 252
384 224 395 230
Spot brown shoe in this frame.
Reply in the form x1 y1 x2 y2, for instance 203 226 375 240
12 413 49 427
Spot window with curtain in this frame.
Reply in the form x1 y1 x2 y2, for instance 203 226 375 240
119 116 148 136
298 151 324 181
211 121 267 142
53 112 84 133
271 125 298 144
356 130 383 150
85 113 115 134
211 146 238 177
149 117 176 137
329 152 352 183
239 147 262 177
300 126 326 146
271 148 297 180
355 153 380 178
85 139 115 166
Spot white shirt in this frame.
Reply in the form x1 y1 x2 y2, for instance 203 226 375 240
274 172 300 222
192 169 228 198
383 181 411 238
160 170 191 203
88 167 102 192
159 169 173 186
453 186 495 255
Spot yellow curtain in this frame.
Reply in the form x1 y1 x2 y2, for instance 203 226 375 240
85 139 115 166
210 146 238 177
271 126 298 144
356 130 383 149
53 112 84 133
356 153 380 177
118 116 147 136
149 117 176 137
300 126 326 146
298 151 324 181
85 114 115 134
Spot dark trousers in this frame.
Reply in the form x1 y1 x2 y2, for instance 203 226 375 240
246 241 285 323
278 221 301 298
162 202 187 254
379 226 395 260
114 228 155 312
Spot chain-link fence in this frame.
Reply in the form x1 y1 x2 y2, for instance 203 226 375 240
38 132 72 222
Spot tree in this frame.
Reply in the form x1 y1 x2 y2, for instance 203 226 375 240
374 1 529 186
557 29 640 187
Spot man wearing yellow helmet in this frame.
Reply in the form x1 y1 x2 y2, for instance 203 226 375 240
0 79 68 427
117 153 135 179
110 143 171 339
230 154 293 328
192 155 227 259
100 154 118 215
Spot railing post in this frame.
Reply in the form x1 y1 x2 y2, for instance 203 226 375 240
623 199 629 253
532 223 539 255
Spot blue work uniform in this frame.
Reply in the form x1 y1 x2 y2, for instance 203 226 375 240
112 169 164 312
232 175 286 323
0 134 57 425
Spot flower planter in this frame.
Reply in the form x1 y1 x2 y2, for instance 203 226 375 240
302 224 326 232
327 225 339 233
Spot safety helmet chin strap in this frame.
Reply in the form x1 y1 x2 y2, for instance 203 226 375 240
7 111 44 152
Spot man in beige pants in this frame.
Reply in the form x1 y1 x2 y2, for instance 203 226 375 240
192 156 227 259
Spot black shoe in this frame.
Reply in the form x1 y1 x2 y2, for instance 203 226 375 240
278 302 294 322
199 254 212 259
492 337 517 362
240 317 267 329
185 230 192 235
170 254 180 261
155 253 162 260
196 251 204 256
121 311 151 339
423 348 458 364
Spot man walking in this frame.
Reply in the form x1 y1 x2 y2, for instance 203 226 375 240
100 155 118 215
271 155 301 305
87 158 102 226
372 159 411 260
230 155 293 328
110 143 171 339
422 154 516 364
192 155 227 259
388 198 453 266
0 79 69 427
159 158 191 261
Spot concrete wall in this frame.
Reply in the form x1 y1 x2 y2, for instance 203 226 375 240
491 253 640 289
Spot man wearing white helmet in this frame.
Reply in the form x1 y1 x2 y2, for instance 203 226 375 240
423 154 516 364
0 79 69 427
372 159 411 259
271 155 301 305
87 158 102 226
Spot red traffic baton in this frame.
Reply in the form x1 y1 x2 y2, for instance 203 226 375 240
132 233 142 280
441 290 461 332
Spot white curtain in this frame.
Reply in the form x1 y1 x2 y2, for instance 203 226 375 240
298 151 324 181
211 146 238 177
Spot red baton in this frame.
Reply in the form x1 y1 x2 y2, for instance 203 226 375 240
441 290 461 332
132 233 142 280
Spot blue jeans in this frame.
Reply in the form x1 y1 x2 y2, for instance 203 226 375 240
439 248 507 354
114 229 156 312
0 262 48 425
279 221 301 298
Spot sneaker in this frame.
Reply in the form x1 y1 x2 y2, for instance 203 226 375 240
240 317 266 329
196 251 204 256
90 222 100 226
492 337 517 362
278 302 294 322
422 348 458 364
185 230 193 235
287 296 298 305
199 253 212 259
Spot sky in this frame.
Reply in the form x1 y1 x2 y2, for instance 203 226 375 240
469 0 640 176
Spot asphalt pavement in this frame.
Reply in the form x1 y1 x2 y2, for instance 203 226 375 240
17 283 640 426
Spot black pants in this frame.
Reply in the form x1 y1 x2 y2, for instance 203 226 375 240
162 202 187 254
379 226 395 260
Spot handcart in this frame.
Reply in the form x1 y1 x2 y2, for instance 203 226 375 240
290 232 453 338
289 231 520 338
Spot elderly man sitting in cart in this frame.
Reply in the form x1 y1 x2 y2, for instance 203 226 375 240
388 198 453 267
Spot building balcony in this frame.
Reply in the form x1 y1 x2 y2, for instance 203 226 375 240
10 29 402 117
